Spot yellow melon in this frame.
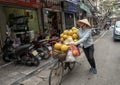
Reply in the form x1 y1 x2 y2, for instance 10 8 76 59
67 36 72 38
60 37 64 42
61 44 69 52
63 30 69 35
60 33 64 38
54 43 62 50
72 34 78 39
68 30 73 36
63 34 68 39
74 39 78 42
72 27 78 30
73 30 78 34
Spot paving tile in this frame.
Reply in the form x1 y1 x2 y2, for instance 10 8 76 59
21 76 43 85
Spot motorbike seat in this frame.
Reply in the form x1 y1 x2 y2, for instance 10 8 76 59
15 44 31 53
31 39 48 45
38 39 48 43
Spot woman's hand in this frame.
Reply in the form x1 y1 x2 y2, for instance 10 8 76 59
73 42 83 48
71 42 77 46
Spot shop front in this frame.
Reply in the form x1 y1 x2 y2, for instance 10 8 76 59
61 0 78 29
78 2 94 26
42 0 62 38
64 12 75 29
3 7 39 42
0 0 42 49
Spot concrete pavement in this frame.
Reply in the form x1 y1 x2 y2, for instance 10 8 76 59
0 29 106 85
18 30 107 85
61 29 120 85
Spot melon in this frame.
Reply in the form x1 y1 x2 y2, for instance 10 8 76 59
54 43 62 50
61 44 69 52
72 34 78 39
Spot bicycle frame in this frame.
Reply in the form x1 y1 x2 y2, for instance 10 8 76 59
49 59 75 85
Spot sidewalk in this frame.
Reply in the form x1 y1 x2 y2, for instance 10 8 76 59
20 66 51 85
19 30 107 85
20 52 85 85
0 53 7 66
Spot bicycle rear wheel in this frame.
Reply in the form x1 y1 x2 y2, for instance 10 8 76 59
67 62 75 71
49 61 63 85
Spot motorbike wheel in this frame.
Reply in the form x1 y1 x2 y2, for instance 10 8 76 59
32 57 40 66
37 45 51 60
23 54 40 66
2 54 11 62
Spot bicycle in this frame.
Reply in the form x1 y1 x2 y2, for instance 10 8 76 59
49 45 79 85
49 59 75 85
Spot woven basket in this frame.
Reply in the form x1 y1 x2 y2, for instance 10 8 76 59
52 49 67 61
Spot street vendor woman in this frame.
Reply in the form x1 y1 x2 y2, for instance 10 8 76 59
74 19 97 74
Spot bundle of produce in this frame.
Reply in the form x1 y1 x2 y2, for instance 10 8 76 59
52 43 69 61
60 27 79 44
52 27 80 61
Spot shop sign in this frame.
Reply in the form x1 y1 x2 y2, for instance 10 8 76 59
0 0 42 8
44 0 61 10
63 1 77 12
79 2 91 13
66 0 78 4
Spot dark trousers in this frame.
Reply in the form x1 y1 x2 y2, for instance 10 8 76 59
83 45 96 68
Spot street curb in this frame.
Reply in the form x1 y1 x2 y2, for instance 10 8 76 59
94 30 107 44
11 59 58 85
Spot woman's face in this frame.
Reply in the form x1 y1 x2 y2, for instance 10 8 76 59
80 23 84 27
80 23 86 29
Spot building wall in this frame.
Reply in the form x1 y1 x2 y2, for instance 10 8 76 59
0 6 7 49
3 7 39 34
37 9 43 32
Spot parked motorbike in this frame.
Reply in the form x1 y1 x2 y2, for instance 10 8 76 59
2 41 41 66
91 28 100 36
32 38 60 60
46 38 60 50
31 39 52 60
2 34 59 66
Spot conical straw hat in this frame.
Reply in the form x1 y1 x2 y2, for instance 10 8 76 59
77 19 91 27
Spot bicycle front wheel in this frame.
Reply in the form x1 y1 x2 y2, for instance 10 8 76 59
49 61 63 85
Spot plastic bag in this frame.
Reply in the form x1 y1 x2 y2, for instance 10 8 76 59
63 37 74 45
70 45 80 57
66 50 76 62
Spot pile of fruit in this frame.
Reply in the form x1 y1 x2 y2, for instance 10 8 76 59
60 27 79 44
52 27 79 60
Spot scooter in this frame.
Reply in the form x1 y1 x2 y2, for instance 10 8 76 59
31 39 51 60
31 38 59 60
2 38 41 66
91 28 100 36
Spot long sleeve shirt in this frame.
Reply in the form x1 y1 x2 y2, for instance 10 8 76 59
75 27 94 48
